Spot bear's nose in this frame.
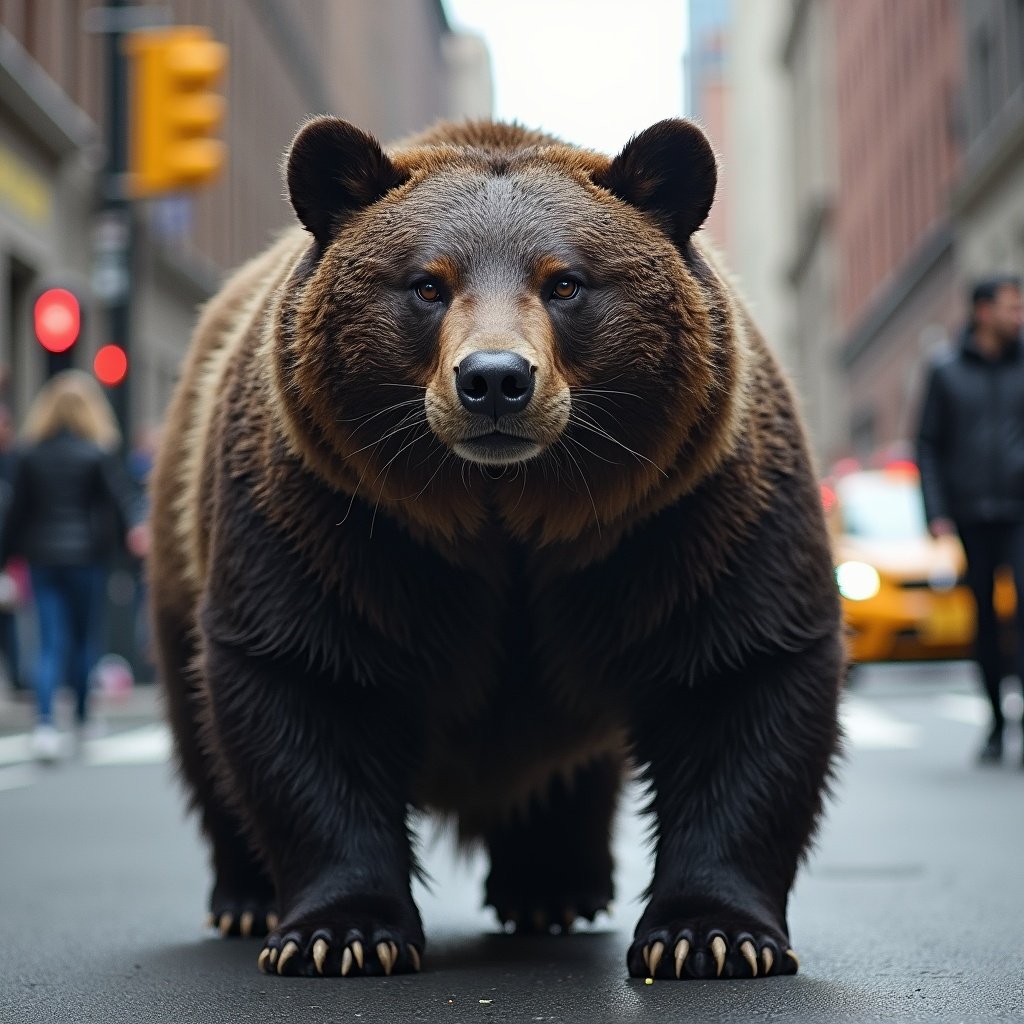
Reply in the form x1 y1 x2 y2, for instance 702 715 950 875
455 351 535 419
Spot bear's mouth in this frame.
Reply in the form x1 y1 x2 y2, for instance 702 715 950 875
453 431 543 466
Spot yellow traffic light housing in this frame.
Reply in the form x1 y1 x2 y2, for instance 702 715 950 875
126 26 228 197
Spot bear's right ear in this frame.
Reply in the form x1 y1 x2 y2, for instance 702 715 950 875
286 117 407 245
596 119 717 241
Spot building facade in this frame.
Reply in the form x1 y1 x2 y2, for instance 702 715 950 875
834 0 964 460
693 0 1024 470
952 0 1024 286
780 0 841 466
726 0 796 380
0 0 491 432
686 0 732 255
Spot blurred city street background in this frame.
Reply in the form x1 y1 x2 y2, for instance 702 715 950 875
1 0 1024 1020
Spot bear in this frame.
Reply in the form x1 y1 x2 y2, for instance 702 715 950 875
148 115 843 981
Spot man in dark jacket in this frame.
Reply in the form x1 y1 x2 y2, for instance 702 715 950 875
916 275 1024 764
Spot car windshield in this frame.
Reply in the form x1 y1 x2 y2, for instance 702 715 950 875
836 474 927 541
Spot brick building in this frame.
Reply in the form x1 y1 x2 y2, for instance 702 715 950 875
835 0 964 459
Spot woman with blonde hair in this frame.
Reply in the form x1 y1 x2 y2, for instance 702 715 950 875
1 370 147 760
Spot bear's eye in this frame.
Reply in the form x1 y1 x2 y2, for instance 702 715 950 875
415 281 443 303
550 278 580 300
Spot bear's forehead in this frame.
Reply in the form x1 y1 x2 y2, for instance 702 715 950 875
393 167 603 268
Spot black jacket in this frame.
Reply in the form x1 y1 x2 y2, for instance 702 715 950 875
0 430 141 566
916 330 1024 525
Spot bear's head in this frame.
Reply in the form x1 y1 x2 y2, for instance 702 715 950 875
272 117 747 546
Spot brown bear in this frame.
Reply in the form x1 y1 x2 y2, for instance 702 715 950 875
149 115 843 981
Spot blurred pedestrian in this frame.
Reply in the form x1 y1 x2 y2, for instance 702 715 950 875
916 274 1024 764
0 400 24 690
0 371 148 761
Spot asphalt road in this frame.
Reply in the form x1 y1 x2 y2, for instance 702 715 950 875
1 661 1023 1023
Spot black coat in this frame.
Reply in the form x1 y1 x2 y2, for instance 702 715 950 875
916 330 1024 525
0 430 141 566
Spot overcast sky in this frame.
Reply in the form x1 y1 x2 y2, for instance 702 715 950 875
442 1 689 157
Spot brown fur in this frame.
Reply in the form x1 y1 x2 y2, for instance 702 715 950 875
149 117 842 980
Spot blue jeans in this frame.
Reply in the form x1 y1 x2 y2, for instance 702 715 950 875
29 564 107 725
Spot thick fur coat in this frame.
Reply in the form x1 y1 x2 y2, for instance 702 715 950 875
149 117 843 981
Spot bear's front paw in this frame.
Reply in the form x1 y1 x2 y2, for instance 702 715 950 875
628 903 798 980
257 894 424 977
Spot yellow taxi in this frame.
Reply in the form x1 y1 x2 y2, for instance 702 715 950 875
824 462 1014 664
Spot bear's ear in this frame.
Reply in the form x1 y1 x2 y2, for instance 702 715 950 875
286 117 407 244
596 119 717 240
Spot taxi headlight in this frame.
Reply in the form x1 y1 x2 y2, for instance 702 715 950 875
835 561 881 601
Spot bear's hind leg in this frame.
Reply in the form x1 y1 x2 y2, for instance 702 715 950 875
154 601 276 936
482 754 620 933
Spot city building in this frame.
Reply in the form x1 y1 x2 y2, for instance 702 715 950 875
685 0 732 254
689 0 808 452
952 0 1024 286
780 0 841 466
833 0 964 461
724 0 796 380
0 0 491 432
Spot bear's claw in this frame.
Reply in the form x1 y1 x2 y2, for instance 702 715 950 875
257 930 422 977
634 930 798 980
207 908 277 938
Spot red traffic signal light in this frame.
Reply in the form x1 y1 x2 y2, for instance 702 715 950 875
34 288 81 353
94 344 128 387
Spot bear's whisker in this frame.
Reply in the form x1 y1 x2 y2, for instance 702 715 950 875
345 408 425 458
369 421 431 536
399 440 452 502
571 413 668 478
569 397 629 437
562 430 621 468
570 398 631 437
554 439 601 534
573 386 643 403
339 397 424 428
335 409 426 526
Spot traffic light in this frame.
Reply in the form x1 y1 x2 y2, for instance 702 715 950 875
126 26 228 197
94 344 128 387
34 286 82 376
34 287 81 354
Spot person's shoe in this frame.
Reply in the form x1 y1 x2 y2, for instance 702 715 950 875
977 724 1004 765
30 724 62 763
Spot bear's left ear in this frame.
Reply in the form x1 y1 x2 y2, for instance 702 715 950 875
596 119 717 240
286 116 408 245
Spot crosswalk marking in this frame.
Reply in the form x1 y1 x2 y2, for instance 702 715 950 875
83 724 171 766
0 732 31 766
839 697 921 749
936 693 990 726
0 723 172 770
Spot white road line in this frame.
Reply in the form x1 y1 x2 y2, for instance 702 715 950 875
0 724 172 772
0 732 32 767
937 690 1023 725
83 724 171 766
936 693 990 726
840 697 921 750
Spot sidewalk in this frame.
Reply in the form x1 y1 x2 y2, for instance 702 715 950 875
0 680 163 737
